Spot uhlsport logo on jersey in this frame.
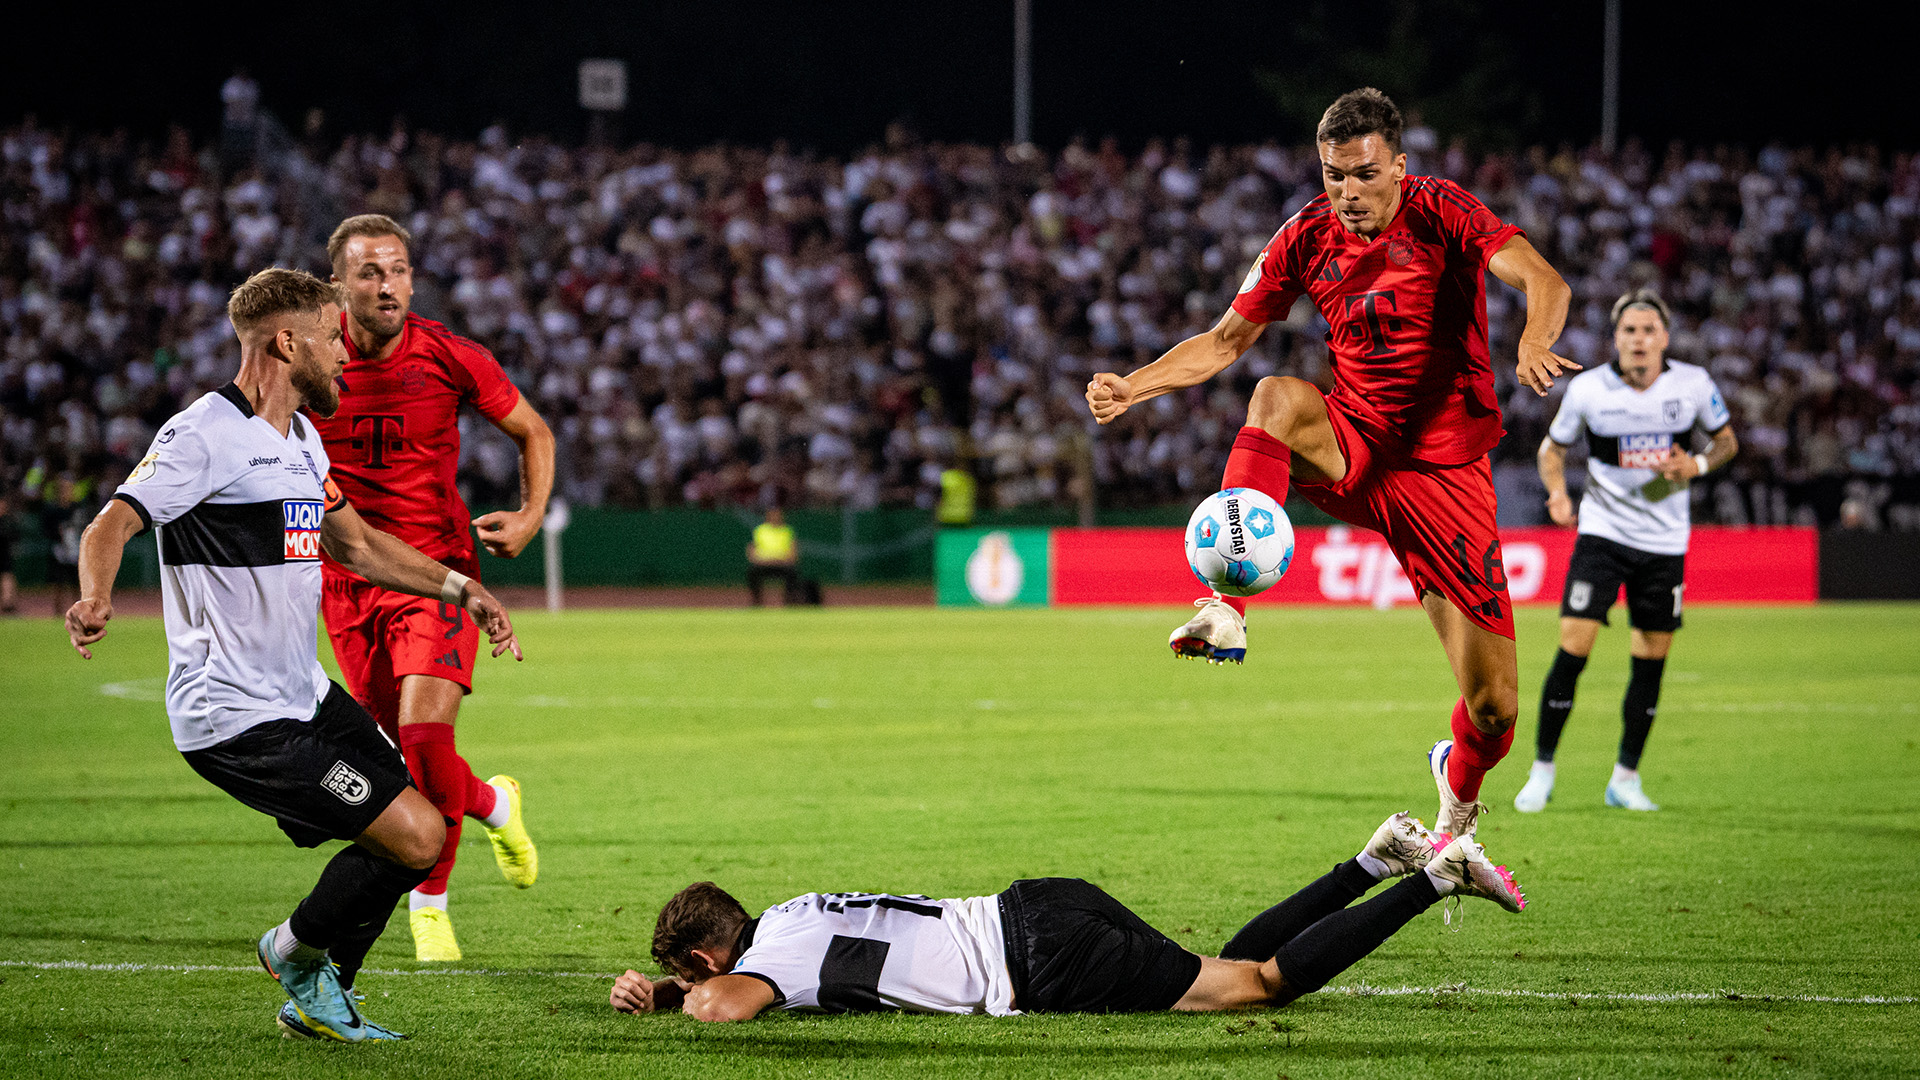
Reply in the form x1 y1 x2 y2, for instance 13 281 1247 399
320 760 371 805
1618 432 1673 469
284 499 324 561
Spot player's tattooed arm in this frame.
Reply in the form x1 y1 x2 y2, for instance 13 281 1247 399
1660 424 1739 482
65 499 146 658
321 500 523 660
1086 309 1267 424
1488 236 1578 396
472 397 555 559
609 970 691 1015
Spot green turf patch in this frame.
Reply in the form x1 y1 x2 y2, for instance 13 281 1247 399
3 604 1916 1078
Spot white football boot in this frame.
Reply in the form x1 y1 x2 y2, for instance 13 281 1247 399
1605 770 1660 811
1428 740 1488 845
1361 811 1442 877
1168 596 1246 664
1513 760 1555 813
1426 832 1527 913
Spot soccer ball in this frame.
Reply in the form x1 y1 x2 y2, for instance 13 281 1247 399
1185 487 1294 597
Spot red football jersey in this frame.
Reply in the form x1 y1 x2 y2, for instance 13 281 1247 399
312 312 521 578
1231 176 1523 465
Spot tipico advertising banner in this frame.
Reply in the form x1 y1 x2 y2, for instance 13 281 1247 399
936 528 1052 607
1049 526 1817 607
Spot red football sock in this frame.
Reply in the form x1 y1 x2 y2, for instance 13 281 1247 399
399 723 479 896
1446 697 1515 802
1216 426 1293 616
466 773 498 821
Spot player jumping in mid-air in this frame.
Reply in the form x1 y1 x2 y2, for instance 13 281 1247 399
1085 89 1577 841
608 813 1522 1021
316 214 555 961
66 269 523 1040
1515 289 1738 813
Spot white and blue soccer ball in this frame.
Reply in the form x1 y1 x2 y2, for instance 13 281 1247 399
1185 487 1294 597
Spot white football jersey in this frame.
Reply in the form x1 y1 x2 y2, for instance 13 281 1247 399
1547 360 1731 555
731 891 1016 1016
113 385 341 751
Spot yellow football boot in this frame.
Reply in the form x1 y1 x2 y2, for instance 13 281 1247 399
409 905 462 962
483 775 538 888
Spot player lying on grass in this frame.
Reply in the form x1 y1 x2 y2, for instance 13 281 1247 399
608 815 1523 1021
65 268 522 1043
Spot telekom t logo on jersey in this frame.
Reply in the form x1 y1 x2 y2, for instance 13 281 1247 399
1342 290 1402 358
348 414 406 468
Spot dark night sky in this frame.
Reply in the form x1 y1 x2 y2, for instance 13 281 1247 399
7 2 1915 152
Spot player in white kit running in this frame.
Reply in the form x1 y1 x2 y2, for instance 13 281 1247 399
65 269 523 1042
608 813 1527 1022
1517 289 1738 813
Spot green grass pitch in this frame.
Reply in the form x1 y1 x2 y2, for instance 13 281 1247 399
2 603 1917 1078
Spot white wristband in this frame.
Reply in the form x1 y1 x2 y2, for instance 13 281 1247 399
440 571 471 604
1692 453 1710 478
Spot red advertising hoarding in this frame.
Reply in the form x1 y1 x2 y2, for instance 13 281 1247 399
1052 526 1817 607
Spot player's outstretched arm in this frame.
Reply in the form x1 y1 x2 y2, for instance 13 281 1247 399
609 970 691 1015
65 499 145 659
472 397 555 559
1086 309 1267 425
321 500 522 660
1488 236 1578 396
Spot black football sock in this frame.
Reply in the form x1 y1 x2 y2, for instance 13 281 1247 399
1273 871 1440 995
1618 655 1666 770
1535 648 1588 762
288 845 430 954
328 906 400 992
1220 858 1376 961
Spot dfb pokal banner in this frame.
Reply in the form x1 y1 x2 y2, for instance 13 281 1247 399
1049 526 1816 607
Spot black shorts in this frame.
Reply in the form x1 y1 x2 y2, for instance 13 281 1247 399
181 681 414 848
997 878 1203 1013
1560 534 1687 632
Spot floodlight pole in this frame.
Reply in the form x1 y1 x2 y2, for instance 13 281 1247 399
1013 0 1032 146
1601 0 1620 154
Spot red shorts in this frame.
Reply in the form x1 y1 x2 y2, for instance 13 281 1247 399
322 572 479 736
1294 392 1516 639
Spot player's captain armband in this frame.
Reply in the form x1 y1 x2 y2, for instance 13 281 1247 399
322 475 346 512
284 500 325 561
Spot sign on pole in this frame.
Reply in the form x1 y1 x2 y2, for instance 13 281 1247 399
579 59 628 112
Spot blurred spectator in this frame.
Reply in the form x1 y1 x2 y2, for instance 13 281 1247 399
3 118 1919 534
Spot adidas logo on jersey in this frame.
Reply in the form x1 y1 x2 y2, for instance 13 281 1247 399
283 499 324 561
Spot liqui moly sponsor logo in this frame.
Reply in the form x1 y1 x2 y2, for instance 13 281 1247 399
1618 432 1673 469
284 499 324 561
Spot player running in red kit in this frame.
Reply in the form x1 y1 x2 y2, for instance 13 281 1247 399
1085 90 1576 842
315 214 556 961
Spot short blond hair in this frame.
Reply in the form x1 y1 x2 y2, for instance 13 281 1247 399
327 213 412 269
227 268 341 333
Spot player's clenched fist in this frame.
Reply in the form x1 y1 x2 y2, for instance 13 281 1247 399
610 970 688 1014
1085 372 1135 425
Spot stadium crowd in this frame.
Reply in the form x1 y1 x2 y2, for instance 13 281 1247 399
6 110 1920 583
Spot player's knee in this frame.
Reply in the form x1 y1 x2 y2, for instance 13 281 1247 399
397 815 447 870
1466 683 1518 735
1246 376 1317 439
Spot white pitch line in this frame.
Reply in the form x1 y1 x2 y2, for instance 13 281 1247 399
5 960 1912 1005
1328 984 1917 1006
